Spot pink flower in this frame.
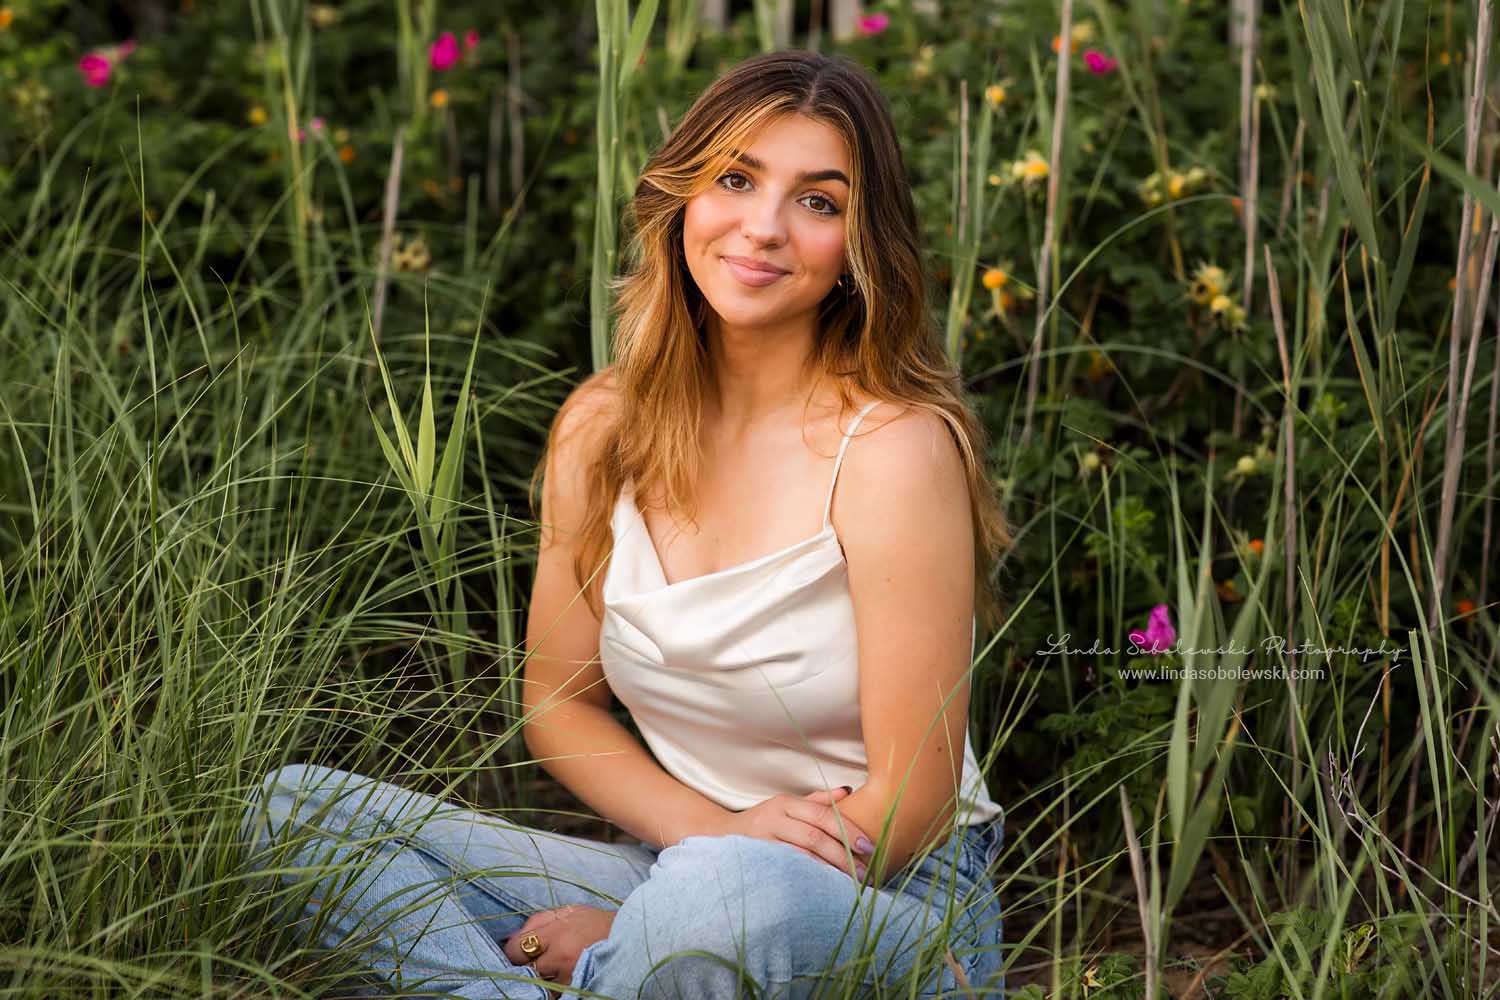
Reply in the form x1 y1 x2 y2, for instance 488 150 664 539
1128 604 1176 656
464 29 479 51
309 116 325 133
1083 49 1118 74
117 38 138 58
79 53 112 88
856 13 889 35
429 31 460 71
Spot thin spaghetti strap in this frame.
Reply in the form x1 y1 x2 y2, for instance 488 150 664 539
822 400 881 528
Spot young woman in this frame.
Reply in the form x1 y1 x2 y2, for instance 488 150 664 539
241 50 1010 999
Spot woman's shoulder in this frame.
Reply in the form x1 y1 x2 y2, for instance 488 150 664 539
837 389 921 440
551 368 619 445
837 392 960 480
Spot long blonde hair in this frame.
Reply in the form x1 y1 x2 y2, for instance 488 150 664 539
531 50 1012 632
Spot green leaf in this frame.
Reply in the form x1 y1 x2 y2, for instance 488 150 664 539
619 0 661 90
416 300 436 498
371 410 417 501
366 303 417 477
432 304 486 540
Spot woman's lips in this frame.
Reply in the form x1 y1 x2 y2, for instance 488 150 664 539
723 257 788 287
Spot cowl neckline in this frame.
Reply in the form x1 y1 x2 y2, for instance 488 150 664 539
615 478 843 595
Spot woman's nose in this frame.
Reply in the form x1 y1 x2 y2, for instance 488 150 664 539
738 197 789 243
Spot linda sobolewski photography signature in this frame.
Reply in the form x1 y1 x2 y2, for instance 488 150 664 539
1034 633 1407 664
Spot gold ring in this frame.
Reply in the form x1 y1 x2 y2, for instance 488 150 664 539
519 932 544 959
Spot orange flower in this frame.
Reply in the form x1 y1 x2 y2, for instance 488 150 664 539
1231 196 1243 217
1455 597 1476 616
338 144 356 164
0 8 13 29
448 176 462 192
1247 538 1264 556
1448 275 1458 291
982 268 1009 290
421 178 442 199
430 88 449 109
1216 578 1243 603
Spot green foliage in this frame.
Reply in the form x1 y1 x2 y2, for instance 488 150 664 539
3 0 1498 996
1213 909 1430 1000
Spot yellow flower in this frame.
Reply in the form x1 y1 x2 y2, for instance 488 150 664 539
1188 263 1227 306
1052 22 1094 54
1235 455 1257 475
1019 151 1049 182
987 173 1002 186
338 144 356 164
307 3 339 27
0 8 13 29
430 88 449 109
392 233 432 272
1167 173 1186 199
247 105 268 126
985 84 1006 108
982 268 1009 290
333 127 350 144
1210 293 1233 314
1079 451 1102 475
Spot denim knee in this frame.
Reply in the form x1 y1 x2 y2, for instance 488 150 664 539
583 833 904 999
655 834 809 934
239 761 346 862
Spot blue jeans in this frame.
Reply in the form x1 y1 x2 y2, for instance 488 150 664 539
239 763 1005 998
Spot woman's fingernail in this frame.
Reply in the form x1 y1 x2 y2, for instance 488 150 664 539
855 863 868 880
856 836 875 853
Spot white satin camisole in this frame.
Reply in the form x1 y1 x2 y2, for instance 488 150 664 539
598 400 1005 827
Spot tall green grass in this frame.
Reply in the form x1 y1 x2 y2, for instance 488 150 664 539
1 0 1498 997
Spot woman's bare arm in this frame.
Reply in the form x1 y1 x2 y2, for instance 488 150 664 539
521 371 735 850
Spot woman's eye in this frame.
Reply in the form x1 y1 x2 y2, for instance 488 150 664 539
717 172 839 216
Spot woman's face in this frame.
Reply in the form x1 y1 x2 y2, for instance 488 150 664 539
682 115 852 331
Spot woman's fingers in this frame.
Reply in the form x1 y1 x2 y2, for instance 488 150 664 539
801 785 852 803
783 802 873 878
779 833 867 881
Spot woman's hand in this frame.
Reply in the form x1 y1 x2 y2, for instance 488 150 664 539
501 903 615 999
718 785 877 880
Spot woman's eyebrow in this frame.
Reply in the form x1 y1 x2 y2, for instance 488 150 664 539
730 151 850 187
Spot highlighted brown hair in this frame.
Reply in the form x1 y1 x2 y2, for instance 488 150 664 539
531 49 1012 632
